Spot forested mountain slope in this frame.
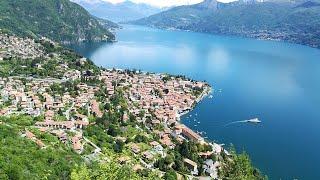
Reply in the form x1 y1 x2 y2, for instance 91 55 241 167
0 0 116 43
132 0 320 48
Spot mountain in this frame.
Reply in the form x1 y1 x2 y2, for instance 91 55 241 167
132 0 320 48
0 0 116 43
71 0 164 22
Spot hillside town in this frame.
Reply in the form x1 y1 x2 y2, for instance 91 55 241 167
0 33 230 179
0 33 45 60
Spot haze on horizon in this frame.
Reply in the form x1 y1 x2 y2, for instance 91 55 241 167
77 0 237 8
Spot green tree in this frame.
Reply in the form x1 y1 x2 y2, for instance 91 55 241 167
163 169 177 180
71 164 90 180
219 148 267 180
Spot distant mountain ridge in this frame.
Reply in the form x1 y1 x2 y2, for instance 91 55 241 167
132 0 320 48
72 0 164 22
0 0 116 43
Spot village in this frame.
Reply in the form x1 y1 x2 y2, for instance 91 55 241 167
0 33 226 179
0 33 45 60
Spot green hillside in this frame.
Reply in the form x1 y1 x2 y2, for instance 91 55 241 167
0 0 116 43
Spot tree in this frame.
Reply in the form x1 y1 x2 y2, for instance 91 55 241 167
134 134 148 143
113 140 124 153
219 148 267 180
107 125 120 137
71 165 90 180
95 162 141 180
163 169 177 180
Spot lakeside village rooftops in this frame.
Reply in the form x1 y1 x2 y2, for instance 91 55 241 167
0 33 44 59
35 120 89 130
184 158 199 175
175 124 205 143
0 40 214 173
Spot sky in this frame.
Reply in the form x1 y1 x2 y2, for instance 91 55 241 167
96 0 236 7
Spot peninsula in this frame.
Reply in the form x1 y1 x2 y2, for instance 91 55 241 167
0 33 266 179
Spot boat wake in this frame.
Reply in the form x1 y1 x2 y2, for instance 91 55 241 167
224 120 248 126
224 118 261 126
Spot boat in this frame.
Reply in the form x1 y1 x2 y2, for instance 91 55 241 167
209 95 213 99
245 118 261 124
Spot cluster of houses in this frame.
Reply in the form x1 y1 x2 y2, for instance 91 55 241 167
99 70 208 148
0 77 103 153
0 33 223 178
0 77 52 116
98 70 223 177
0 33 44 60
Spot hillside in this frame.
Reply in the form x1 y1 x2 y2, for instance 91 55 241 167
0 0 116 43
0 31 267 179
132 0 320 48
71 0 164 22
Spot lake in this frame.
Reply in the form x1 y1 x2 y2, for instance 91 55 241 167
69 25 320 179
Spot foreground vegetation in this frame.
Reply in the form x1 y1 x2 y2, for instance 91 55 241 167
0 115 266 180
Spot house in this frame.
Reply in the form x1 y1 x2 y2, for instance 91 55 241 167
118 156 130 164
152 119 161 125
44 110 54 121
150 141 160 147
133 164 144 172
90 100 103 118
160 134 175 149
123 112 129 122
142 151 154 161
25 130 36 140
199 151 214 159
51 130 68 144
35 139 46 148
212 143 223 154
178 124 205 143
150 142 164 157
202 159 220 179
131 144 140 154
183 158 198 175
25 130 45 148
72 136 83 153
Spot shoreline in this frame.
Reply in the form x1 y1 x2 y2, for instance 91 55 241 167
126 24 320 50
176 85 212 121
175 85 213 143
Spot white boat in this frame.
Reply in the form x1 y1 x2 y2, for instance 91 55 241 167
246 118 261 124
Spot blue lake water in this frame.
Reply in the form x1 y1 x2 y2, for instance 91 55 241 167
70 25 320 179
